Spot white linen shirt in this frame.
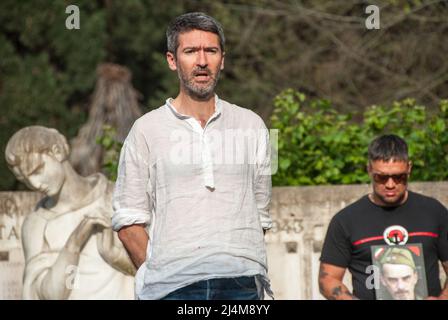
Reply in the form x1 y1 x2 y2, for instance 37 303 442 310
112 96 273 300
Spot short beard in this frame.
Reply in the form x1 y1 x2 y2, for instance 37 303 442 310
177 65 221 101
374 190 407 207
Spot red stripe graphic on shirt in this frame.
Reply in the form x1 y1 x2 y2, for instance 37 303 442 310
408 232 438 238
352 232 438 246
352 236 384 246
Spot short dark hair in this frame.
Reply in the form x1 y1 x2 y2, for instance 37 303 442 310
368 134 409 163
166 12 225 55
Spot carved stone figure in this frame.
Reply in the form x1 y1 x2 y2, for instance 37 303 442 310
5 126 135 299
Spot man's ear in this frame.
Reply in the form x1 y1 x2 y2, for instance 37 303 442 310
50 144 65 162
220 52 225 70
166 51 177 71
408 161 413 174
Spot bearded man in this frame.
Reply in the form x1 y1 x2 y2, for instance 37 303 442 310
112 12 273 300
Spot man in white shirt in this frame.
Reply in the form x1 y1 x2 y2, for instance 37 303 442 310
112 12 273 300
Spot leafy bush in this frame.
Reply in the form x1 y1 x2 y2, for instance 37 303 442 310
271 89 448 186
96 125 123 181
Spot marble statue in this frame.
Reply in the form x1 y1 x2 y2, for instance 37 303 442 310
5 126 135 299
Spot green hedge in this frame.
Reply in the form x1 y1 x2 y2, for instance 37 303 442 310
270 89 448 186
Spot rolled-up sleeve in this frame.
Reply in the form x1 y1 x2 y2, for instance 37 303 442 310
255 122 273 230
112 121 152 231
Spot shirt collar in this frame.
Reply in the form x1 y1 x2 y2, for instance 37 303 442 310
165 94 222 120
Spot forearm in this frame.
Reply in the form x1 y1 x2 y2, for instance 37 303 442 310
97 228 137 275
319 277 358 300
439 262 448 299
117 224 149 268
40 249 81 300
39 216 104 299
39 223 91 299
439 282 448 299
318 263 359 300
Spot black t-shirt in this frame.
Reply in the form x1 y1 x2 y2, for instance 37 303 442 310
320 191 448 300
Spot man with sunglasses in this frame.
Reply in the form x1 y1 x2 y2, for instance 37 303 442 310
318 134 448 300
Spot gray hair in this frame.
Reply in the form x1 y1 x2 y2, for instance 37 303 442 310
166 12 225 55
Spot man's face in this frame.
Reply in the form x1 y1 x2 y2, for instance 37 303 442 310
16 153 65 196
381 263 418 300
368 160 411 206
167 29 224 100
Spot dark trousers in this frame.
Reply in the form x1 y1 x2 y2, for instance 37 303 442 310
160 276 260 300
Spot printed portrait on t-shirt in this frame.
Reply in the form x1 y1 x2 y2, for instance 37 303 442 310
371 244 428 300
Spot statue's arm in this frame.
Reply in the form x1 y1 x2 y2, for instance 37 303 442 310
97 226 137 276
22 213 49 299
95 183 139 275
24 214 108 300
22 213 45 264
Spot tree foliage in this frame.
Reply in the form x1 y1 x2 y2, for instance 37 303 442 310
1 0 447 190
96 125 123 182
271 89 448 186
0 0 183 190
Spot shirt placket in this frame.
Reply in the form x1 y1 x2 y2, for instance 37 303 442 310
184 112 220 190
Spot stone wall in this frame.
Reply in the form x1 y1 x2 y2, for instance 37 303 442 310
1 182 446 299
0 192 42 299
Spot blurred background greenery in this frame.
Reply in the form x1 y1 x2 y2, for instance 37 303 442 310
1 0 447 190
272 90 448 186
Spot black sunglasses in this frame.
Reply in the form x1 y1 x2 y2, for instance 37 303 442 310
372 173 408 184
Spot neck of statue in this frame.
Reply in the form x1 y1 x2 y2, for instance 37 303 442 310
47 162 95 214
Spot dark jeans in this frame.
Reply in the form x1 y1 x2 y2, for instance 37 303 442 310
161 276 260 300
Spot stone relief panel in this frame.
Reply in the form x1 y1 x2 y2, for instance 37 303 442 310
0 192 42 299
